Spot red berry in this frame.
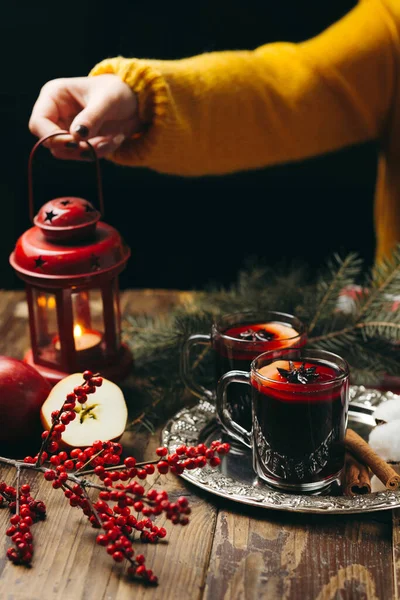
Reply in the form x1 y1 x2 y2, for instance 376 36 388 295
48 441 59 453
136 565 146 576
157 461 169 474
83 370 94 381
196 443 207 455
44 470 56 481
10 515 20 525
156 447 168 457
74 386 86 396
217 443 230 455
96 534 108 546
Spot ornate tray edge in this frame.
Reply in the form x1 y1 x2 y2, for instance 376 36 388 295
161 385 400 514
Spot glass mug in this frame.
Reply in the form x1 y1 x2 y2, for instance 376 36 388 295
181 311 307 433
216 348 350 493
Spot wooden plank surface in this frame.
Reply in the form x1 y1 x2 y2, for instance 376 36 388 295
0 290 399 600
204 503 393 600
0 290 215 600
394 508 400 600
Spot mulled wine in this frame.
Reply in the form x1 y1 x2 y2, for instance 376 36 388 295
216 348 349 493
252 358 348 486
212 315 307 431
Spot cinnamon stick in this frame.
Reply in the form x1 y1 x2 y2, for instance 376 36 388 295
343 452 371 496
345 428 400 491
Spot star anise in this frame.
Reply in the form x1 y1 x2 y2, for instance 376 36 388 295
238 328 275 342
277 361 320 384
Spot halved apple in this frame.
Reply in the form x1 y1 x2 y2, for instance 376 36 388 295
40 373 128 448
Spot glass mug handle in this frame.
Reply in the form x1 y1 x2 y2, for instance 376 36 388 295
180 334 215 401
216 371 252 448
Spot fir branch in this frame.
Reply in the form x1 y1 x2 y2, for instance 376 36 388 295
120 253 400 431
359 244 400 319
307 252 362 334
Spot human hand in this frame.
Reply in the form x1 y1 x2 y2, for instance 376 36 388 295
29 74 139 159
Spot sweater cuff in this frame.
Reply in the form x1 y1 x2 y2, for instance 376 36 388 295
89 57 170 165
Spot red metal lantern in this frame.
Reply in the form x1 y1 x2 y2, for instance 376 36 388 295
9 132 133 385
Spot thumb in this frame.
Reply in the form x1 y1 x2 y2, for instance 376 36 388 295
69 97 111 139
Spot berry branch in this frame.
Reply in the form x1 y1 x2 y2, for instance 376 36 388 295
0 370 229 585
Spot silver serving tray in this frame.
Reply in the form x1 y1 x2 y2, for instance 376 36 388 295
162 386 400 514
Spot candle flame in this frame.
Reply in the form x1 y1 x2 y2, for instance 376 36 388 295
74 324 83 338
37 296 46 308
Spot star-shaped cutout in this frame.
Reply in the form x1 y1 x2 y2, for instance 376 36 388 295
44 210 57 223
34 256 46 269
90 254 100 270
84 203 95 213
60 200 71 206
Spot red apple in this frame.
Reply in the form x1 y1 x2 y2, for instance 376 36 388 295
0 356 51 444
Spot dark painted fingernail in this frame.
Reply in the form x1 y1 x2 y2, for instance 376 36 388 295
75 125 89 138
80 150 93 160
65 141 78 148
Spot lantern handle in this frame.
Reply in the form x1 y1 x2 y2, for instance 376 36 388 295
28 130 105 223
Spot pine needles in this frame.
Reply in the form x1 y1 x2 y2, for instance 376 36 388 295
121 249 400 431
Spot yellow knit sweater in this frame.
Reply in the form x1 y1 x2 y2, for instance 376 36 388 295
90 0 400 264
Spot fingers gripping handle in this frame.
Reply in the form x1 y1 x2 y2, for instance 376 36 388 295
28 131 104 222
216 371 252 448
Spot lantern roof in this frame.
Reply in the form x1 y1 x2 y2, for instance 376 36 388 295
10 219 130 287
33 197 101 241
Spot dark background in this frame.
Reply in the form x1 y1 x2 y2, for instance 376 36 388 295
1 0 376 292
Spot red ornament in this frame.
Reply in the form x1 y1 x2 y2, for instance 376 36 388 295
9 132 133 385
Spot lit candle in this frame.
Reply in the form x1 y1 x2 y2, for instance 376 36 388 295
71 324 102 351
54 324 102 354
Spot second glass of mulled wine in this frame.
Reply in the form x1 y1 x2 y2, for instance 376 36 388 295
181 310 307 433
216 348 350 493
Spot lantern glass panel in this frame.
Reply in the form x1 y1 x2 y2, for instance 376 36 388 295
32 289 58 366
112 279 121 349
71 289 105 363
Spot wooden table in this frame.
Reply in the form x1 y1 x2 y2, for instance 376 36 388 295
0 289 399 600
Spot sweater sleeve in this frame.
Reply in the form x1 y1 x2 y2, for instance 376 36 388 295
89 0 397 176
